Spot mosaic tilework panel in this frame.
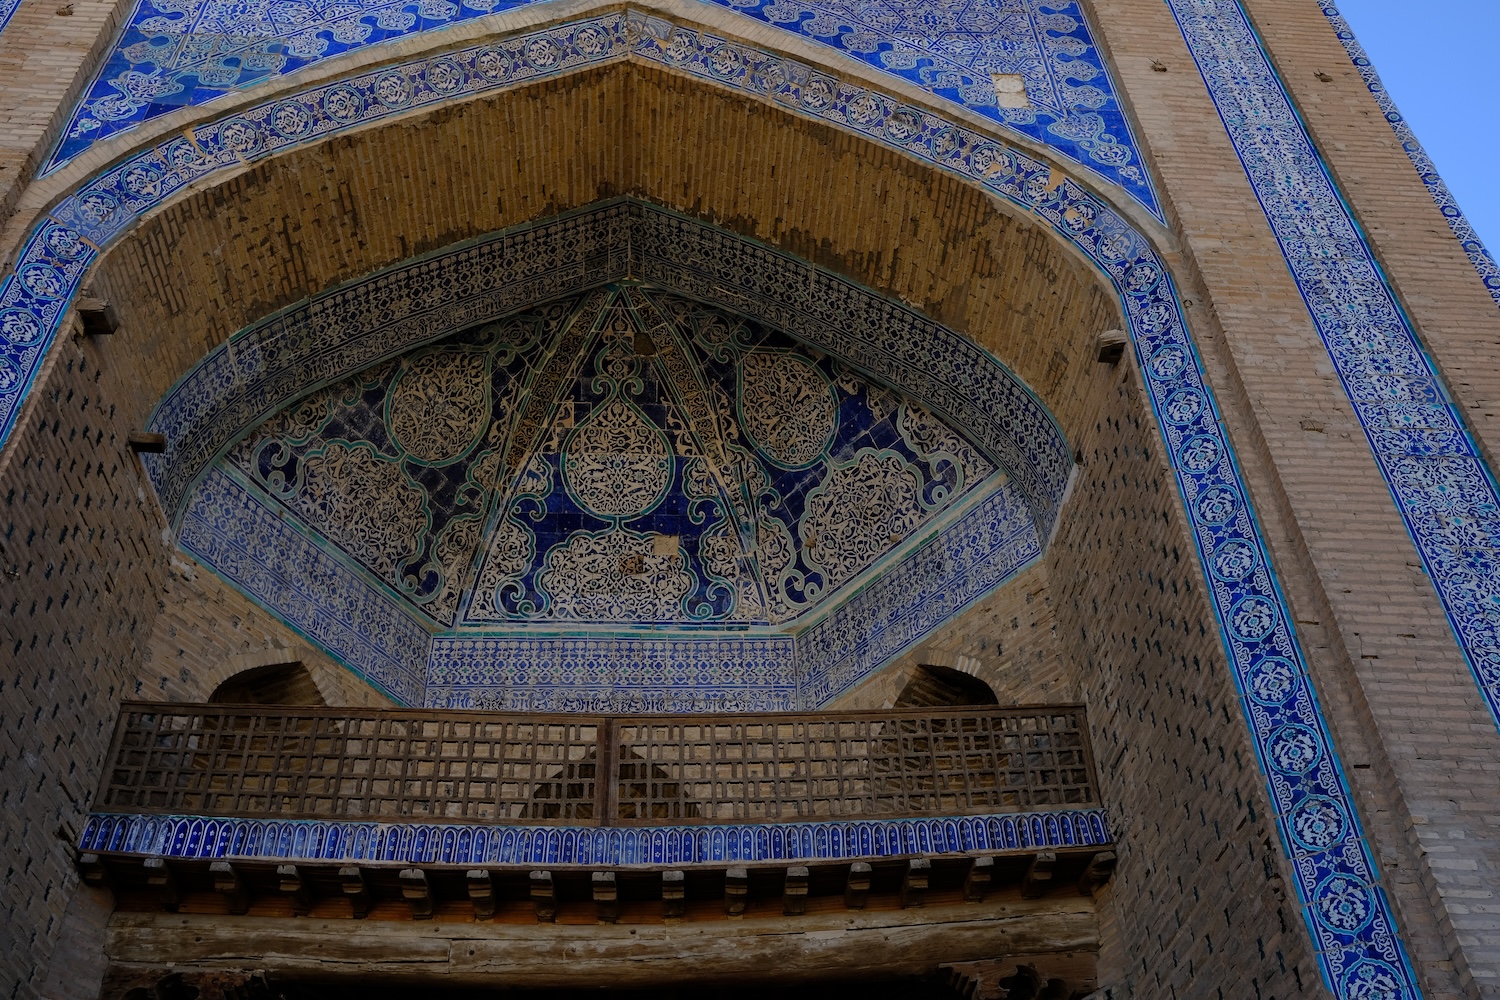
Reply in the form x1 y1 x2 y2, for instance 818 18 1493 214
1169 2 1442 996
1316 2 1500 308
425 635 799 711
79 808 1112 866
0 0 19 36
145 201 1067 543
1183 0 1500 791
180 467 433 703
43 0 1160 217
0 12 1419 986
797 474 1040 705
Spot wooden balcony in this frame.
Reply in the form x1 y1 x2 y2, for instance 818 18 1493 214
77 703 1115 921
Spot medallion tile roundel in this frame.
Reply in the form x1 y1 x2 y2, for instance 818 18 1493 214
387 349 491 464
738 350 838 469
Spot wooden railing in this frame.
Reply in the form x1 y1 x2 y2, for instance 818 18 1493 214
97 702 1099 826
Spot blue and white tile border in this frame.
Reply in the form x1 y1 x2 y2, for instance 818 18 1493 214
1315 1 1500 308
79 808 1112 867
0 8 1421 995
1171 0 1500 748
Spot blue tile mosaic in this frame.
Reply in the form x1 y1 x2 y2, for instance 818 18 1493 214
1316 2 1500 309
0 0 19 36
0 12 1426 993
181 467 433 703
78 808 1112 866
43 0 1160 218
1186 0 1500 807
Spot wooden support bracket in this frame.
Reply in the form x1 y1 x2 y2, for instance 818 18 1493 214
277 864 312 915
592 871 619 924
1023 851 1057 899
661 870 685 920
466 869 495 919
529 870 556 923
1078 851 1117 896
844 861 872 910
75 297 119 337
143 857 179 913
783 866 809 916
399 868 432 919
339 866 369 919
964 855 994 903
901 857 930 909
724 866 749 917
78 853 110 889
209 861 249 915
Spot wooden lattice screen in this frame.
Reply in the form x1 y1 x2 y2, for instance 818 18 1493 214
97 703 1098 826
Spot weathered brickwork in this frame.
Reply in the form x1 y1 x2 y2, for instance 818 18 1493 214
1085 0 1500 993
1050 364 1322 998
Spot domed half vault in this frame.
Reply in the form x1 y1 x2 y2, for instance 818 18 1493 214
154 202 1058 711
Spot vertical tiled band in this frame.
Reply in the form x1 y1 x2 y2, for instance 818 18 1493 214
1168 0 1500 745
1313 2 1500 308
0 11 1422 996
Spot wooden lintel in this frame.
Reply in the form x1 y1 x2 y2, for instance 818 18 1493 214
529 870 556 923
964 855 994 903
1078 851 1117 896
127 431 167 454
592 871 618 924
1023 851 1058 899
901 858 930 909
661 870 686 920
466 870 495 920
209 861 249 915
844 861 872 910
724 866 749 917
277 864 312 916
339 866 370 919
783 866 810 916
143 858 179 913
399 868 433 919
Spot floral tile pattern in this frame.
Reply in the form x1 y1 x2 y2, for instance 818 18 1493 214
41 0 1160 216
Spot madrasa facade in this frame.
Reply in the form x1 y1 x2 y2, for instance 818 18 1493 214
1 0 1498 995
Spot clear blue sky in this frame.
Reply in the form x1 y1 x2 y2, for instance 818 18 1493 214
1334 0 1500 254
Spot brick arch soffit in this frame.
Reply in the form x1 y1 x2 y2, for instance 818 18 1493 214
145 199 1073 541
0 15 1426 996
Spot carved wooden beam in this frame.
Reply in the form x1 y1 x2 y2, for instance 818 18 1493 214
901 858 930 909
661 870 685 920
964 856 994 903
783 866 809 916
844 861 872 910
529 870 556 923
593 871 618 924
1022 851 1057 899
724 867 749 917
399 868 432 919
339 866 370 919
209 861 249 915
277 864 312 916
1078 851 1117 896
144 857 179 913
466 870 495 919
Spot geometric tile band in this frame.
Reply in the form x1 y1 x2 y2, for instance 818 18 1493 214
0 10 1419 991
1316 1 1500 308
1171 0 1500 748
78 809 1114 867
43 0 1161 218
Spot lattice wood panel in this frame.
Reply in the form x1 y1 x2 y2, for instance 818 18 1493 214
97 704 1098 825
